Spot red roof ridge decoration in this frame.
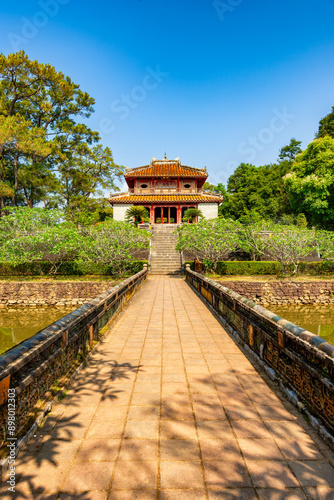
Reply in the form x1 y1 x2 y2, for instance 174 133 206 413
109 193 223 204
124 157 207 179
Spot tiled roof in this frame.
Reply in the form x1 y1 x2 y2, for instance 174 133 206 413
109 194 222 204
124 163 207 178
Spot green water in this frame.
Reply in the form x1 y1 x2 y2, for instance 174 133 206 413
0 306 75 355
269 304 334 346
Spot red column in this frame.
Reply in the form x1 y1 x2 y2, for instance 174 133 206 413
150 204 154 223
168 207 170 224
161 207 163 224
177 204 181 224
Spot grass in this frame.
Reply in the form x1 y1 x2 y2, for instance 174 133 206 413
206 273 334 282
0 275 124 283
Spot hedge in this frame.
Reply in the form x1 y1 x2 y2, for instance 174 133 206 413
0 260 148 276
184 261 334 276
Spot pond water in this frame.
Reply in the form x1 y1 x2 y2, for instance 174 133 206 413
0 306 75 355
269 304 334 346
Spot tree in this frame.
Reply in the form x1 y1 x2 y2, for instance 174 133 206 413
66 197 113 226
222 162 292 221
314 230 334 261
317 106 334 138
182 208 203 223
264 225 314 275
59 144 124 212
237 220 276 261
0 51 122 212
175 218 240 270
278 138 302 161
125 206 150 226
0 207 81 273
78 220 150 273
284 136 334 227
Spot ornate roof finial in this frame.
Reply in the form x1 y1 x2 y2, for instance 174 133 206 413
164 152 167 160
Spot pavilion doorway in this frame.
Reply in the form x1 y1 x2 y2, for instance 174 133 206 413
154 206 178 224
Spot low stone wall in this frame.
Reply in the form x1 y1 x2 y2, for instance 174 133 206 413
0 267 148 478
186 268 334 447
0 281 118 306
217 280 334 305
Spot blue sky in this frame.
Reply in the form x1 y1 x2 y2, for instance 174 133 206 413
1 0 334 188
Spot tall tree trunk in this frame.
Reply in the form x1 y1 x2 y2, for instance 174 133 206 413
11 155 19 207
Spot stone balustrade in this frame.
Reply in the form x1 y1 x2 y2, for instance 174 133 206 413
0 266 148 465
185 265 334 444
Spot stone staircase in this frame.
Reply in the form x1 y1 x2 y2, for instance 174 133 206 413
150 225 182 275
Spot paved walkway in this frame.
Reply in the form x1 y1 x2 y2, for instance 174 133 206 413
3 276 334 499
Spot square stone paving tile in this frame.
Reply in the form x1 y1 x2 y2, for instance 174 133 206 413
304 486 334 499
160 460 204 489
162 383 189 396
287 460 334 487
94 405 128 421
36 438 82 463
160 439 201 461
203 460 252 488
193 403 227 421
118 439 159 461
160 420 198 439
199 438 243 461
75 438 120 462
254 406 295 425
127 406 160 420
112 460 158 489
63 461 114 492
57 405 97 422
131 393 161 406
22 462 73 492
196 420 234 440
160 403 194 421
238 438 284 460
275 438 324 461
208 489 258 499
192 394 222 406
160 490 206 499
124 420 159 439
161 394 191 406
245 459 299 488
108 491 158 499
100 391 132 407
231 419 273 439
50 420 91 440
256 488 307 499
87 420 124 439
224 406 260 420
264 421 311 440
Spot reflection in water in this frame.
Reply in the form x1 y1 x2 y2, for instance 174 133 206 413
269 304 334 346
0 306 75 354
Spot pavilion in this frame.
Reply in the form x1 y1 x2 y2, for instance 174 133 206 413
109 155 222 224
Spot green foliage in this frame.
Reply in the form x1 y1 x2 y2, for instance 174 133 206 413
284 136 334 227
0 51 122 215
78 219 150 274
176 218 241 270
278 138 302 161
182 208 203 223
216 261 281 275
0 207 149 276
296 213 308 228
186 260 334 276
317 106 334 139
0 260 148 276
221 161 292 221
125 206 150 226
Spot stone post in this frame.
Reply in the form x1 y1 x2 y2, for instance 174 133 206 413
186 264 191 272
143 264 148 272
